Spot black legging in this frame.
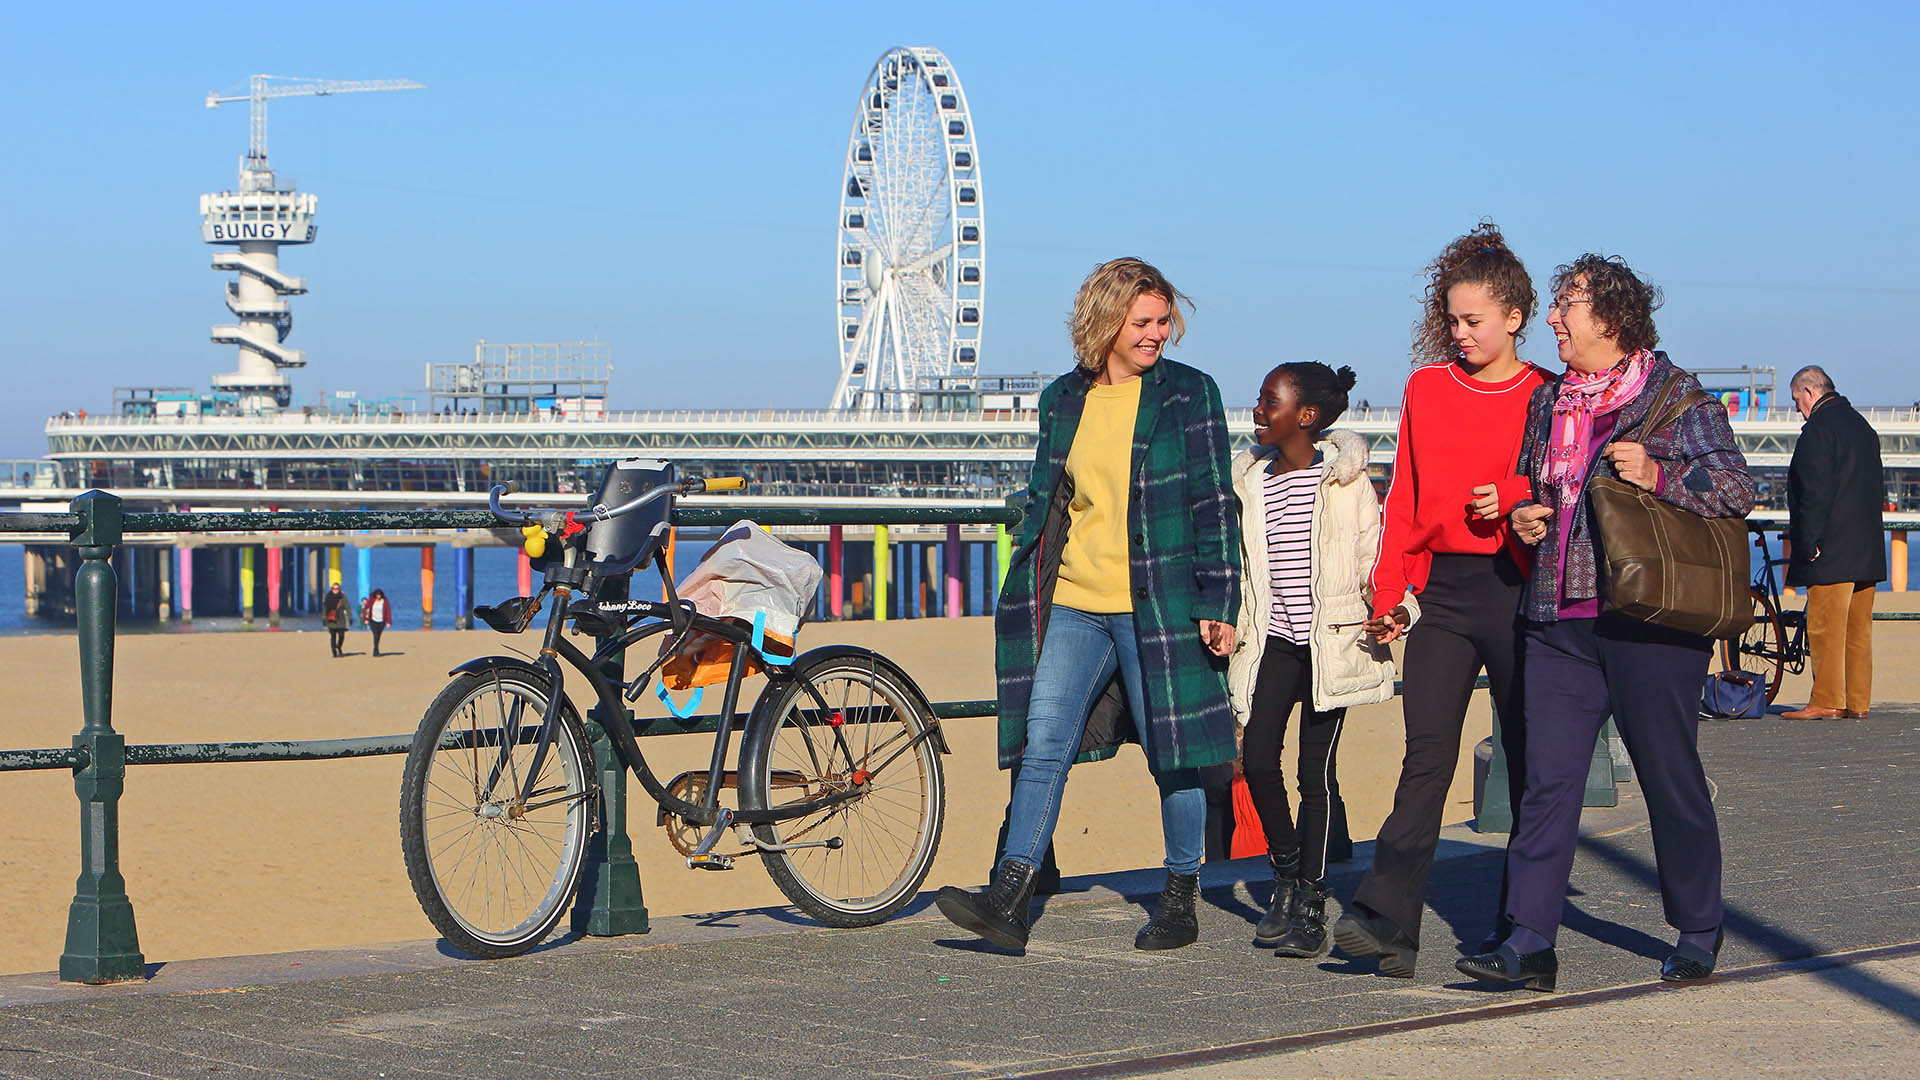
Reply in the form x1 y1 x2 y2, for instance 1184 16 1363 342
329 628 346 653
1242 635 1345 883
1350 552 1525 942
370 624 385 654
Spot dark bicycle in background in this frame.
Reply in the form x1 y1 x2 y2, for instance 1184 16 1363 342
397 460 948 959
1722 522 1808 705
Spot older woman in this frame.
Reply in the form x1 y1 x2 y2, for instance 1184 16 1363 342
936 257 1241 953
1456 255 1754 991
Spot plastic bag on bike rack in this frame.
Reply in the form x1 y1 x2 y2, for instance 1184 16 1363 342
658 520 823 690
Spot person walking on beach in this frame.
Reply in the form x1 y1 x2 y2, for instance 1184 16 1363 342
1780 365 1886 720
362 587 393 657
322 582 351 657
1228 362 1395 957
1332 224 1545 979
1458 253 1754 991
936 256 1241 953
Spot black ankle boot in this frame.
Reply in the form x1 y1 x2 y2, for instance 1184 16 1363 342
1252 856 1299 947
936 860 1038 951
1273 879 1330 958
1135 871 1200 951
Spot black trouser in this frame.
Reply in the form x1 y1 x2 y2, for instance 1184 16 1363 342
370 624 385 654
1243 636 1346 884
1351 552 1525 942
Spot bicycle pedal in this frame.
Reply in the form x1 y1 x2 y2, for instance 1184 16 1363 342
686 852 735 871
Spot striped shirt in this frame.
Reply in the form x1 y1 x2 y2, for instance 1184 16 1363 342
1263 463 1321 644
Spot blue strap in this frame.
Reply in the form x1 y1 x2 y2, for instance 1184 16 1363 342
751 610 792 667
653 682 704 719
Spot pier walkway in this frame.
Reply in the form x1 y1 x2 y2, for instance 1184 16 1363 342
1 709 1915 1077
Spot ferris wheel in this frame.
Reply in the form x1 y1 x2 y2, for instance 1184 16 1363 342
830 46 985 411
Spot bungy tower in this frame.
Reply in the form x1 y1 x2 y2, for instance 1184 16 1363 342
201 75 422 412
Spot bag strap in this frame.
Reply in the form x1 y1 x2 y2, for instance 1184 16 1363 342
1618 372 1714 446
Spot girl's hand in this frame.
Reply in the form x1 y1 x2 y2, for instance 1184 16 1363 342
1361 606 1410 645
1199 619 1236 657
1468 483 1501 520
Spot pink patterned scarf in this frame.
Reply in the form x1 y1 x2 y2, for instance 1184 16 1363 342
1544 349 1655 506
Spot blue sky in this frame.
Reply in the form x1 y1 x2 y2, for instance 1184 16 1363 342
2 1 1915 458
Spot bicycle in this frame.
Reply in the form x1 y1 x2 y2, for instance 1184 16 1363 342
398 460 948 959
1721 522 1808 704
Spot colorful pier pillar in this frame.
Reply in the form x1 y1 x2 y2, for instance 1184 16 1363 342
517 547 532 597
326 545 342 589
239 546 255 624
177 546 194 623
453 545 473 629
1894 531 1908 592
266 545 283 628
420 545 436 629
828 525 845 618
995 524 1012 592
356 546 372 604
872 525 889 623
945 524 962 617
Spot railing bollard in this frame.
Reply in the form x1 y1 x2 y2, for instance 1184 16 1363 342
60 490 146 984
573 572 648 937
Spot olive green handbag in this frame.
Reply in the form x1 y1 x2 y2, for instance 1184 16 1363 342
1587 376 1754 640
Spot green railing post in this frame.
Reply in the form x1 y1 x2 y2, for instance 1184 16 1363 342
60 490 146 984
573 573 648 937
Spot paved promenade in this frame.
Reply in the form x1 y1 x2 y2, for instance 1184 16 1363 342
2 711 1916 1078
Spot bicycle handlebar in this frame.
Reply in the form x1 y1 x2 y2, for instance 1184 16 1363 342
486 475 749 529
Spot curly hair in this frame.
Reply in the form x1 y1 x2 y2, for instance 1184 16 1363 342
1550 254 1663 355
1068 257 1192 374
1271 362 1357 435
1411 222 1537 366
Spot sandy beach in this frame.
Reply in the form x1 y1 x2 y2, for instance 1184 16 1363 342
5 597 1907 977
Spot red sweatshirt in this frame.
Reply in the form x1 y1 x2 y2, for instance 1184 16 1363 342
1370 361 1547 620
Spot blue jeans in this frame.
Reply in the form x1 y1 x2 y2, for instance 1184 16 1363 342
1002 606 1207 876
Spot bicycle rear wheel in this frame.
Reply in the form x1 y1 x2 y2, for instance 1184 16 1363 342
1721 588 1785 705
399 667 595 958
740 653 945 927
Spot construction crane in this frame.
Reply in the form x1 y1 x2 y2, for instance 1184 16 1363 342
206 74 424 190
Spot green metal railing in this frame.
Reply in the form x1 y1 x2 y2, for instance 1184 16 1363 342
0 490 1021 984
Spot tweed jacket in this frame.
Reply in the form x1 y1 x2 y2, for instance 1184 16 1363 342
994 357 1242 774
1513 352 1756 623
1227 430 1396 718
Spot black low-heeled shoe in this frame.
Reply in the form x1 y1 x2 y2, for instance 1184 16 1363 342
1661 928 1724 983
1454 943 1558 992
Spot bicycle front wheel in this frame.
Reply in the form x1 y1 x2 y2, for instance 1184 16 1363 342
1721 588 1785 705
399 667 595 958
740 654 945 927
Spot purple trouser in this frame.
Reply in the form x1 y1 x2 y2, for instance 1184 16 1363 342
1503 616 1723 942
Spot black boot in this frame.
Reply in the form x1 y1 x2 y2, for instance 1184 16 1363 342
1135 871 1200 951
1252 855 1299 948
1273 879 1330 958
936 860 1038 951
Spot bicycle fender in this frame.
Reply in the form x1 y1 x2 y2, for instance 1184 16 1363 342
755 645 950 755
448 655 550 682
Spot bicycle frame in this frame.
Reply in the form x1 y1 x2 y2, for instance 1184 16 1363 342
482 537 920 830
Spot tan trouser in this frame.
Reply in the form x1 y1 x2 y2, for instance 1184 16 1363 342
1804 582 1876 713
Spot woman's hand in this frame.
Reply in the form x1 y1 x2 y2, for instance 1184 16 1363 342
1512 503 1554 545
1602 440 1659 491
1468 483 1502 520
1199 619 1236 657
1362 606 1410 645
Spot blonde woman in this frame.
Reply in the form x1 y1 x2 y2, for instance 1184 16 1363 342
936 257 1241 953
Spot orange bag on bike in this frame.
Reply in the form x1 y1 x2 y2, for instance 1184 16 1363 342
658 623 798 690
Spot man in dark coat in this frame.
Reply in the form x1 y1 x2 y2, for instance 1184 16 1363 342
1782 365 1887 720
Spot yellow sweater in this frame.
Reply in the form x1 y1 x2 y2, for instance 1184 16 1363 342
1054 378 1140 614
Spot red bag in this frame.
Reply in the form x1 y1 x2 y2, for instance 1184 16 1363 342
1228 775 1268 859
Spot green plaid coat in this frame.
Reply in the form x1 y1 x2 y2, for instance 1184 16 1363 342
994 358 1242 774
